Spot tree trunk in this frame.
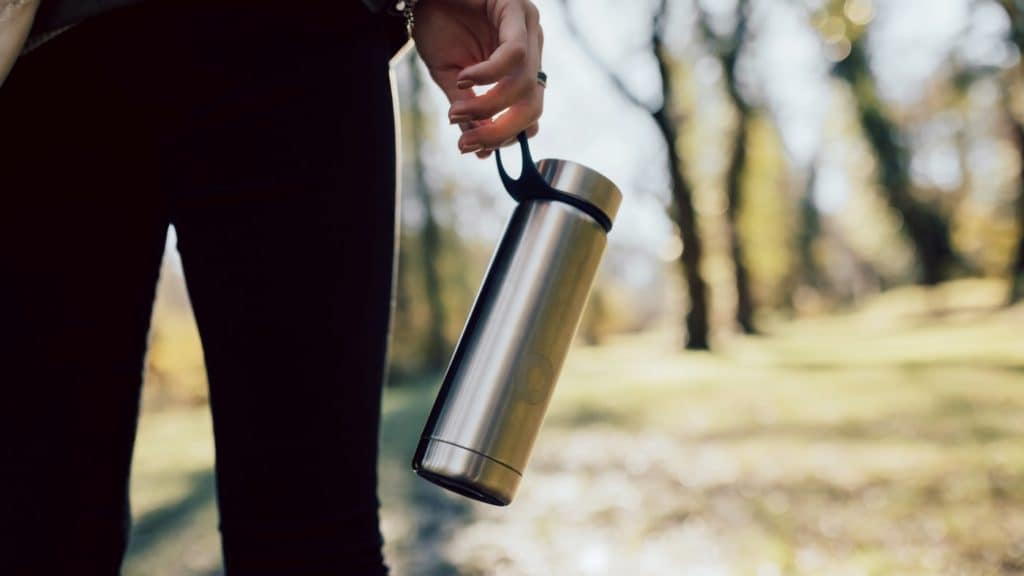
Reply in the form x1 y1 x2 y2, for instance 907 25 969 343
561 0 711 349
1009 113 1024 303
797 161 824 291
723 110 756 332
995 1 1024 302
1011 196 1024 303
410 60 450 370
723 90 756 334
653 109 711 350
703 0 757 333
834 40 954 286
652 17 710 349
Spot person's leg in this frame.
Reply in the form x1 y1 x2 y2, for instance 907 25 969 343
0 16 169 574
165 4 402 573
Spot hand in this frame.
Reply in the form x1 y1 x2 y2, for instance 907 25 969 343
413 0 544 159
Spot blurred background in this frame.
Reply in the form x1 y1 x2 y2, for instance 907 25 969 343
124 0 1024 574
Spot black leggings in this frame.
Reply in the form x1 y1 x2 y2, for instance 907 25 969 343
0 2 404 573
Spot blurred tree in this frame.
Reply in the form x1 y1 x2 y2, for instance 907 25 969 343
994 0 1024 302
796 158 825 294
1011 122 1024 302
409 56 451 370
561 0 711 349
738 113 801 311
578 288 610 346
696 0 758 333
393 223 417 377
828 3 956 287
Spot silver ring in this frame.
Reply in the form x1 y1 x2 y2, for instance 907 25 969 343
537 70 547 89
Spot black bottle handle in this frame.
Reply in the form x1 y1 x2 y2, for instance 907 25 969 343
495 132 613 233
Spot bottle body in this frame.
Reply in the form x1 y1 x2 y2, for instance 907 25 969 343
412 197 609 505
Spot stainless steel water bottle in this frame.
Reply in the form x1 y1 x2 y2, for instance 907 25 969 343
412 133 622 506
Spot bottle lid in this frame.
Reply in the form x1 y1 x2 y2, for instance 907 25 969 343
536 158 623 226
496 133 624 231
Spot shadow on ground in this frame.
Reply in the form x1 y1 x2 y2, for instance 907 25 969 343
122 283 1024 575
128 469 217 557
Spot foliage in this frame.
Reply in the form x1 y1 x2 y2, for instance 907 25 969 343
738 113 795 310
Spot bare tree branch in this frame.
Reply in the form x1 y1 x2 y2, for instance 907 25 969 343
651 0 675 121
560 0 711 349
559 0 653 113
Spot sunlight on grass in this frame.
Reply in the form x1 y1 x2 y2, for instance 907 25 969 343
130 408 215 517
125 280 1024 575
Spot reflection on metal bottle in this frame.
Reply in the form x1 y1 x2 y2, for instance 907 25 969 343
413 136 622 506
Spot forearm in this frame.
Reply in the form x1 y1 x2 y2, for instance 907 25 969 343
0 0 40 87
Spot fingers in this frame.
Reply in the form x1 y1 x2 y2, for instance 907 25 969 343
472 122 538 159
448 78 528 123
456 41 527 90
437 80 477 111
524 120 540 139
457 117 493 135
456 2 531 88
497 121 539 145
449 0 545 159
458 101 542 153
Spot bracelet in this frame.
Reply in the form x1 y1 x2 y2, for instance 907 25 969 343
394 0 420 36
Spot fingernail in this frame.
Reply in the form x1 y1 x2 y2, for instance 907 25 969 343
449 114 472 124
460 142 484 154
456 79 474 90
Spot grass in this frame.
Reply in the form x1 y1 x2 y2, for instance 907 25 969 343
123 279 1024 575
